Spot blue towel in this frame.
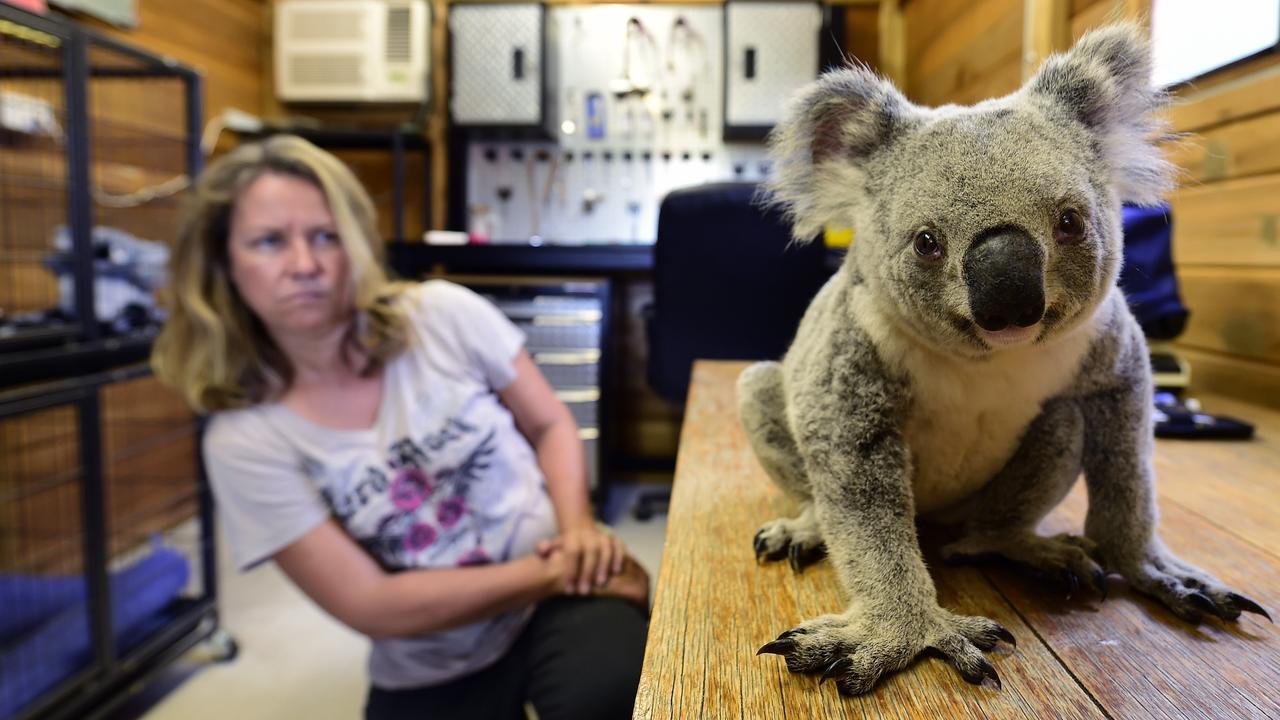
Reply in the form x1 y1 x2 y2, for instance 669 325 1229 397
0 548 189 718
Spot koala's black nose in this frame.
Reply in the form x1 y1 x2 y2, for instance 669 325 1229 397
963 227 1046 332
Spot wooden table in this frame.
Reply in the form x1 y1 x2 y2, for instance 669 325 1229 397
635 360 1280 719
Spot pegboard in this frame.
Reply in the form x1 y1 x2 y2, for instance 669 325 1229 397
463 5 776 244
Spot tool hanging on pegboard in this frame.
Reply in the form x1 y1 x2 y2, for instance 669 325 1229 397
458 3 824 244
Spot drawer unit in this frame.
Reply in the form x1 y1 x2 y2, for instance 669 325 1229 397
454 276 610 498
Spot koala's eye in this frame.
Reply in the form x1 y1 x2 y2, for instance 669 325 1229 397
1055 209 1085 244
913 229 943 260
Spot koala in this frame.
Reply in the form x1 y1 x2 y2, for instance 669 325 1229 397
740 23 1270 696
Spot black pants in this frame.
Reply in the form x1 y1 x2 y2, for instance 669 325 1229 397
365 597 648 720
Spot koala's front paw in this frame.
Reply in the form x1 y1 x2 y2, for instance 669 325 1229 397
942 531 1109 599
753 516 826 572
757 608 1014 695
1118 551 1272 625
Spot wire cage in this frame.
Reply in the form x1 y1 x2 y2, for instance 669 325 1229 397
0 366 217 720
0 7 217 719
0 5 200 385
0 11 78 351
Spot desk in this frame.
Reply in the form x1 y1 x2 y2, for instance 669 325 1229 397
636 360 1280 719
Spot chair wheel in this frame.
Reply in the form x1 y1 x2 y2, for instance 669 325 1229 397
207 630 239 663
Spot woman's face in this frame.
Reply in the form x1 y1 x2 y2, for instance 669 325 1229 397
227 172 352 338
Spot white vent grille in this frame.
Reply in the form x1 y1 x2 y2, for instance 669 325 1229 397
386 6 412 62
289 10 366 41
289 54 363 86
276 0 428 102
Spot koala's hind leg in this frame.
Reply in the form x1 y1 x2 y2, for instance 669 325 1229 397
940 399 1108 598
738 362 825 571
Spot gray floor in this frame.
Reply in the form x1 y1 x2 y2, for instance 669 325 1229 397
108 482 670 720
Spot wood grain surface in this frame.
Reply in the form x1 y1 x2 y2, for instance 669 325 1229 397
635 360 1279 719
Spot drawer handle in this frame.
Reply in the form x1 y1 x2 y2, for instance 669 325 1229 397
744 46 757 80
556 388 600 403
533 312 602 325
534 350 600 365
513 47 525 80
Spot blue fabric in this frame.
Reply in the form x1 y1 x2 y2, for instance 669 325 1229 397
1119 204 1188 340
0 574 85 647
0 548 189 718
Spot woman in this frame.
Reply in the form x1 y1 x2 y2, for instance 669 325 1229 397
153 135 649 719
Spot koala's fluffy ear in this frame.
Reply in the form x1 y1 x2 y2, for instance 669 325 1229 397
1027 23 1174 205
764 67 910 242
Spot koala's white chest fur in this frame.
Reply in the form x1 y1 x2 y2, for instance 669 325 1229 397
857 294 1098 516
900 336 1090 514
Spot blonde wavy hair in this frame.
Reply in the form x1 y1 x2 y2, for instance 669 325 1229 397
152 135 409 413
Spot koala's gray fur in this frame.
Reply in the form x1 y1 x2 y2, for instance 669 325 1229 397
742 24 1270 696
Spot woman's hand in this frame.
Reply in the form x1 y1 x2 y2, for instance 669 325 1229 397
535 540 650 612
532 543 577 598
562 522 627 594
592 556 650 613
536 523 627 595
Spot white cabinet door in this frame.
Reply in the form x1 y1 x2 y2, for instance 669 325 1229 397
450 4 544 125
725 2 822 129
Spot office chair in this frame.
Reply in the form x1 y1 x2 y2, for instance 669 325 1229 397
636 182 834 519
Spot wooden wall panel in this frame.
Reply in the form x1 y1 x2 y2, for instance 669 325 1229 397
1163 51 1280 406
1177 269 1280 365
1166 112 1280 185
1168 63 1280 134
1068 0 1147 42
904 0 1023 106
1175 346 1280 410
82 0 268 125
844 4 881 74
1170 176 1280 268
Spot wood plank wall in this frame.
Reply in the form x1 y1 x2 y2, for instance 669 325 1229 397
82 0 268 136
1164 53 1280 405
904 0 1023 106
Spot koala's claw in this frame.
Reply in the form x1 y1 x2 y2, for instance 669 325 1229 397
758 611 1012 695
788 541 827 573
757 638 797 656
945 652 1001 689
818 657 852 685
752 530 787 563
976 658 1001 689
1227 593 1272 622
1187 592 1223 618
1123 552 1272 625
993 624 1017 647
942 531 1109 601
1060 570 1081 598
753 516 826 571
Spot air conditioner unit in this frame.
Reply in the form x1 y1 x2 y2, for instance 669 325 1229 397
275 0 429 103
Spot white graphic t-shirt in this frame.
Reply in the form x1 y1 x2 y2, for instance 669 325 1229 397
203 280 558 689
